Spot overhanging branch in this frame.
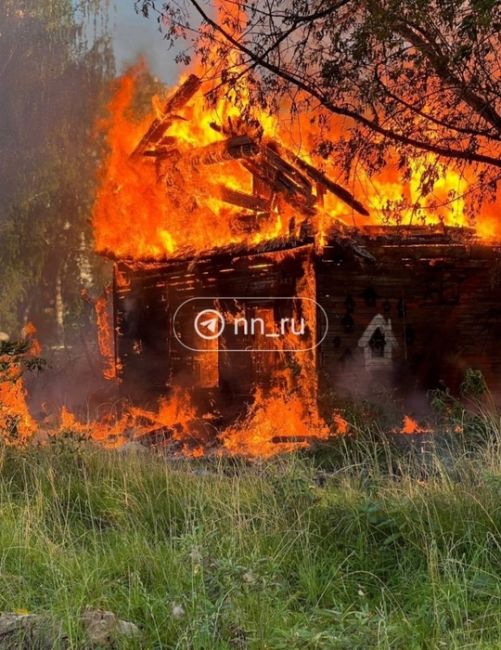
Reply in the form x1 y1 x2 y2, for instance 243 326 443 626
187 0 501 169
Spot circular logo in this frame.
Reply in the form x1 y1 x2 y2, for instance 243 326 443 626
194 309 225 340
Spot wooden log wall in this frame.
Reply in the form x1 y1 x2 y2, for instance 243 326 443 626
316 240 501 401
114 245 314 412
114 235 501 413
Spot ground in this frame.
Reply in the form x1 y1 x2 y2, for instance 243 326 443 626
0 415 500 649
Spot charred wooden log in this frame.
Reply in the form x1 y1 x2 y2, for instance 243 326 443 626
209 121 223 134
244 156 317 216
244 144 319 216
158 136 179 147
162 75 202 114
131 74 201 158
252 175 274 201
187 136 260 167
243 160 282 197
143 146 181 161
264 144 313 195
286 152 369 216
218 186 270 212
263 140 368 216
142 136 178 157
230 212 269 234
281 191 317 216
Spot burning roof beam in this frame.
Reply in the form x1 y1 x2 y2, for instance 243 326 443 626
277 145 370 217
186 136 260 167
131 74 202 158
218 186 270 212
129 73 369 236
243 152 317 216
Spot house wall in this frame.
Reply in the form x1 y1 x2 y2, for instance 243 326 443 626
113 238 501 415
316 242 501 402
113 246 315 414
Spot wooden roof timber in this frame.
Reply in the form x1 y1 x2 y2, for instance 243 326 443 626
104 225 489 266
130 74 369 218
131 74 202 159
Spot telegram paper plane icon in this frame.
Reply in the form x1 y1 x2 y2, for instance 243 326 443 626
194 309 226 340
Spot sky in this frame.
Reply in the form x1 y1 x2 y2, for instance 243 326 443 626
110 1 182 84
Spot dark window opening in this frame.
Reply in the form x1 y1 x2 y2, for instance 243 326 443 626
369 328 386 358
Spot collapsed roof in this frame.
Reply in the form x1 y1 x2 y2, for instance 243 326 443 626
95 73 488 265
130 74 368 236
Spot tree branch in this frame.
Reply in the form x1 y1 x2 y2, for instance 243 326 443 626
393 20 501 134
187 0 501 169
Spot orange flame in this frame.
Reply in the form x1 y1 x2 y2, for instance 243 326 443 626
399 416 431 435
220 385 329 457
15 28 498 455
55 390 203 452
0 323 40 444
0 372 36 443
333 412 350 435
92 65 285 261
92 59 500 263
95 288 116 380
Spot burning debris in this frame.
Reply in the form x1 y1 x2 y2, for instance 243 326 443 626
93 58 501 266
399 416 432 436
93 68 373 264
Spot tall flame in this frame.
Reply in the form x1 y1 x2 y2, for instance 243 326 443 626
0 324 40 444
93 60 499 262
93 65 290 261
95 287 116 380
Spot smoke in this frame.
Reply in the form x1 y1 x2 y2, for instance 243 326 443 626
111 3 181 84
25 342 113 422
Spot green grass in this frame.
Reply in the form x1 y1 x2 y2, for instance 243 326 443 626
0 426 500 648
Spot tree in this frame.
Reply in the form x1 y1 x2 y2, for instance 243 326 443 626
0 332 45 443
136 0 501 217
0 1 114 341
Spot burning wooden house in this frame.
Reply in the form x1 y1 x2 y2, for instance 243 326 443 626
95 73 501 421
